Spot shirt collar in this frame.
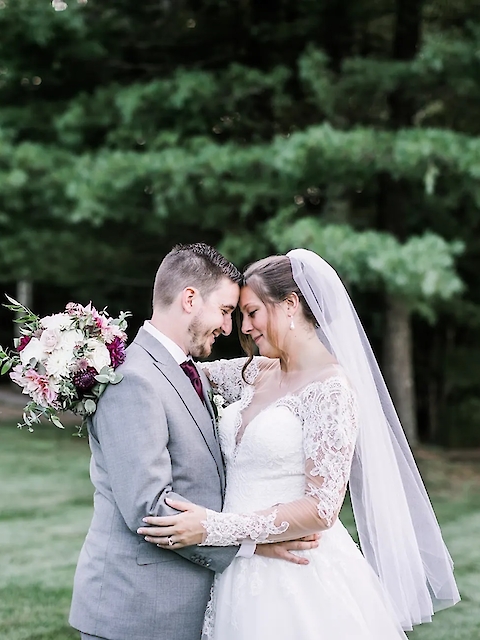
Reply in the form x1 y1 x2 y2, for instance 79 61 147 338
143 321 188 365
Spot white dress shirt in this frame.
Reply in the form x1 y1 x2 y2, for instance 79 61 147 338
143 320 187 364
142 321 255 559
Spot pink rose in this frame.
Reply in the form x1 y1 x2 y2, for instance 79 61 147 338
40 328 60 353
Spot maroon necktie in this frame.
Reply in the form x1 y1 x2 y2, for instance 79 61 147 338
180 360 205 403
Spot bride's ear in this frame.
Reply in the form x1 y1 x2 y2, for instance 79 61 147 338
284 292 300 316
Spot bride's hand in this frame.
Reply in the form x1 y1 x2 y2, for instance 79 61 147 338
137 499 207 548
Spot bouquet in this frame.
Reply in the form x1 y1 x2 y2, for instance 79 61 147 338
0 296 131 434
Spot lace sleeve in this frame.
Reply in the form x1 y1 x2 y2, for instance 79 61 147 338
300 377 358 527
199 357 259 404
199 376 358 546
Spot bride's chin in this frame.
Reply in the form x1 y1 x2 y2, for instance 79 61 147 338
257 344 273 358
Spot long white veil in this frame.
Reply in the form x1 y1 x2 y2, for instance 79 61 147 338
288 248 460 630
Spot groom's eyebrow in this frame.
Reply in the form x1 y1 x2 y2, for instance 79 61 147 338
222 304 236 311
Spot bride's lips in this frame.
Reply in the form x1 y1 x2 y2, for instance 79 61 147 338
253 334 263 344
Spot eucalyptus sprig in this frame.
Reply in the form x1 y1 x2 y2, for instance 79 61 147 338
0 344 15 376
4 294 40 334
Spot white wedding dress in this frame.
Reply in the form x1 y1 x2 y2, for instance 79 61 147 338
200 357 408 640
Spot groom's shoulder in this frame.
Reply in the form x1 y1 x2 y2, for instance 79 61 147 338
115 340 156 381
95 346 158 414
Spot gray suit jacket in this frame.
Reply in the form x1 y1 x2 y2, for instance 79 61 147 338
69 328 237 640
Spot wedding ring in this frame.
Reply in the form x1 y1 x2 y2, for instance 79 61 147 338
167 536 174 546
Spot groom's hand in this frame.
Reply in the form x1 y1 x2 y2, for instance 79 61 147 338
254 533 321 565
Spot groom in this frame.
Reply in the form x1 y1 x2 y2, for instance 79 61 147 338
70 243 317 640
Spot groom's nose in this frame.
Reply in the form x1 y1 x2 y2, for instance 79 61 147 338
221 314 233 336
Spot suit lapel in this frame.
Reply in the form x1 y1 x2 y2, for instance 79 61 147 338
134 329 226 493
198 366 216 425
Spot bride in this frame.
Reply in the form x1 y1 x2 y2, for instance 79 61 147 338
141 249 460 639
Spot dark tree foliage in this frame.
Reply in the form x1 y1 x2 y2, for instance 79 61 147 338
0 0 479 444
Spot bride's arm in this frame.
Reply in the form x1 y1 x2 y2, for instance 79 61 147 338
139 378 358 547
198 356 264 404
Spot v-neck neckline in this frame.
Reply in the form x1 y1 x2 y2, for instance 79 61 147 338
230 375 347 459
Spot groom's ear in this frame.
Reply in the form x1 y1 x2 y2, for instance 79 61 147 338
180 286 200 314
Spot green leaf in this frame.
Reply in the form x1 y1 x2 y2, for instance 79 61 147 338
94 374 110 384
84 399 96 414
1 360 12 375
4 294 22 307
95 382 108 397
111 372 123 384
50 414 65 429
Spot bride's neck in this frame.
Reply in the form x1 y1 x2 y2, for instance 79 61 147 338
279 330 334 373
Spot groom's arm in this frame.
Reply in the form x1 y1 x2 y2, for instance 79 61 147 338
90 370 236 573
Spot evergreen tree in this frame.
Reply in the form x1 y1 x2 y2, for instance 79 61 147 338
0 0 479 445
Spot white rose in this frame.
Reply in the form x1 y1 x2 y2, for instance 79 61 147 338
45 349 75 378
40 313 73 331
86 339 111 373
56 328 84 358
19 337 47 366
40 328 61 353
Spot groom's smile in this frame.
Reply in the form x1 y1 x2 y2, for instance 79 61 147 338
188 278 240 358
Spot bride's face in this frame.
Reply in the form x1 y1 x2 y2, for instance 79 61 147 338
240 285 288 358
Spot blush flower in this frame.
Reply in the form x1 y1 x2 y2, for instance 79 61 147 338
40 328 61 353
10 365 59 408
101 323 126 344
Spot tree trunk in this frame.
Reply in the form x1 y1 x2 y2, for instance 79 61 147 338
377 0 425 445
14 280 33 338
383 295 418 446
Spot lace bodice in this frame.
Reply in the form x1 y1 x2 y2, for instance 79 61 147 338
199 357 358 546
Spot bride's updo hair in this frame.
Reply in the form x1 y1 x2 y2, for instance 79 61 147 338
239 255 317 376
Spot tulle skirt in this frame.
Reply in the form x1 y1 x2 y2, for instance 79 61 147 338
203 520 407 640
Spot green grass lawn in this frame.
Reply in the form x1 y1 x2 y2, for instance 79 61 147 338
0 422 92 640
0 421 479 640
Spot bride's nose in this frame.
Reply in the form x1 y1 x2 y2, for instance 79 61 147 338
241 315 252 334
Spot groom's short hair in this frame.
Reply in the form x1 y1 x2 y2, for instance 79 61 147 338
153 243 241 308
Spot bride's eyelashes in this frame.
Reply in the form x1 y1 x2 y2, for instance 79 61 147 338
240 309 257 319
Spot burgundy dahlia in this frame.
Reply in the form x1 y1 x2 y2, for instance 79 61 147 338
107 337 126 368
73 366 97 391
17 335 32 352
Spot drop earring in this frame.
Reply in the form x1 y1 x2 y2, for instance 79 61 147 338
289 317 295 330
